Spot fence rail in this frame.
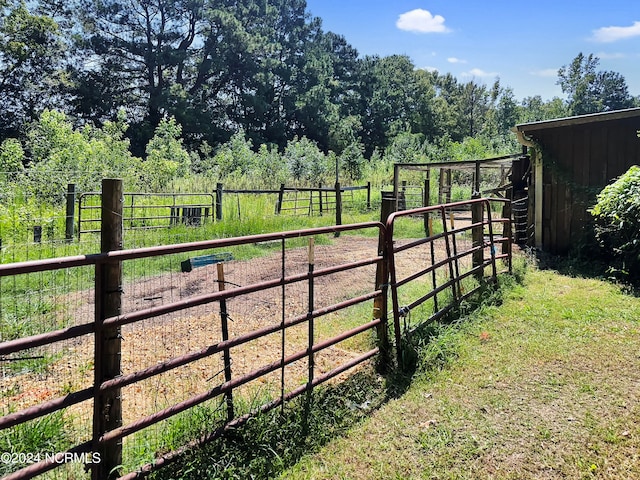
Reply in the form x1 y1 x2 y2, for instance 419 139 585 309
385 197 512 365
73 184 371 241
0 183 511 480
77 192 215 238
0 180 389 479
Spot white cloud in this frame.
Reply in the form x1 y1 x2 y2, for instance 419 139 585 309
596 52 626 59
530 68 558 77
462 68 498 78
592 21 640 42
420 66 439 73
447 57 467 64
396 9 450 34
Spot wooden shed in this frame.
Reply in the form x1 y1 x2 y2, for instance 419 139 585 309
513 108 640 254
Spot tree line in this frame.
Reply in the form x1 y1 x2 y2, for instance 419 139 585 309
1 0 638 166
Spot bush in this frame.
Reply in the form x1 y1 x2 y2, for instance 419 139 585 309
26 109 141 200
590 165 640 280
0 138 25 180
284 136 329 185
142 116 191 191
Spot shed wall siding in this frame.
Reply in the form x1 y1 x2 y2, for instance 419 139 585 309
528 117 640 254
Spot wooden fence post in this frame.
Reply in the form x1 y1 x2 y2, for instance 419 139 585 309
276 183 285 214
215 183 223 221
93 179 123 480
423 174 431 236
65 184 76 242
471 193 484 279
374 192 395 372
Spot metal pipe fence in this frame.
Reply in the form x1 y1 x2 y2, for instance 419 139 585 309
0 208 388 479
78 192 215 239
385 198 512 365
0 186 512 480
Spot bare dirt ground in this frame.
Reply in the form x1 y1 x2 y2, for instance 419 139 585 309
3 234 454 435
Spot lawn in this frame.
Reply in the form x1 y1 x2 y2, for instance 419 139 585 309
279 264 640 479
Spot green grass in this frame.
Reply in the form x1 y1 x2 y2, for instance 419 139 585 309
277 262 640 479
0 411 72 477
149 369 390 480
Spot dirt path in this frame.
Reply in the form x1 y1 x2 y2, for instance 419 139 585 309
3 235 446 432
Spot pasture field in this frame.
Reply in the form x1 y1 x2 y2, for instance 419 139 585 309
279 265 640 480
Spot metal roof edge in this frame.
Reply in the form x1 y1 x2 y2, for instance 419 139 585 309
512 107 640 133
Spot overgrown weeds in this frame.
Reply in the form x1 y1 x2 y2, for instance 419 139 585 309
150 370 389 480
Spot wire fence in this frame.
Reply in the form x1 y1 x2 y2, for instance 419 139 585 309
0 178 513 479
0 172 373 263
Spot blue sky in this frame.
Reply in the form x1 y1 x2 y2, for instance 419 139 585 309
304 0 640 101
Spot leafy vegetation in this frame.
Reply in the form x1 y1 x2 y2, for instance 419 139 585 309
2 0 634 168
558 52 636 115
590 165 640 281
1 1 639 477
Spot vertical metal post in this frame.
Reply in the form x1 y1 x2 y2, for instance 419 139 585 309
93 179 123 480
307 238 315 390
423 174 430 236
374 195 394 373
65 184 76 242
276 183 285 214
280 238 286 412
392 164 400 212
366 182 371 210
77 194 83 241
440 205 458 306
216 263 234 421
334 182 342 237
502 201 513 273
318 183 323 215
428 217 439 313
424 172 431 207
485 201 498 282
216 183 223 221
129 194 135 229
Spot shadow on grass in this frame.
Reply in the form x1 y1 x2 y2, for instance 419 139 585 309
528 242 640 296
150 369 393 480
150 273 522 480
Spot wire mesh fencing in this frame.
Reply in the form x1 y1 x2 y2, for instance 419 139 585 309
0 179 513 479
0 216 388 479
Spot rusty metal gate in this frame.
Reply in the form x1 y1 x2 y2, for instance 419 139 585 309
385 198 512 364
0 219 388 480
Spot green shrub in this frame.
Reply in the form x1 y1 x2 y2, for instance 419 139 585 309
590 165 640 280
26 109 141 200
142 116 191 191
0 138 25 180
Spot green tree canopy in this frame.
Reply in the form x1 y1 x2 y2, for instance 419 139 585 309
558 53 635 115
0 1 66 138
